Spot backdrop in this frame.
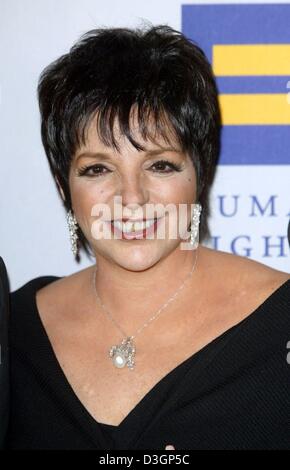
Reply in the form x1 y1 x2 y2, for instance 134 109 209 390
1 0 289 290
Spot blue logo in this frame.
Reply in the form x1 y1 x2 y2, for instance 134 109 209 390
182 4 290 165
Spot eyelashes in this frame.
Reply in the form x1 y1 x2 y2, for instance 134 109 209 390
77 159 183 178
152 160 183 174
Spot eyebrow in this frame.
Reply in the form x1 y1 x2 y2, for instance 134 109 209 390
75 147 182 162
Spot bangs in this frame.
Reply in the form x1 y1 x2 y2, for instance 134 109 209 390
76 101 187 155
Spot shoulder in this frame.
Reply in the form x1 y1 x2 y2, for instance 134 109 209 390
0 257 9 313
200 245 290 286
8 275 62 348
9 275 61 316
34 266 94 325
10 275 60 298
0 256 8 283
198 246 290 318
35 266 93 304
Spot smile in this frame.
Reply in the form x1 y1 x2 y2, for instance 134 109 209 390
107 218 162 240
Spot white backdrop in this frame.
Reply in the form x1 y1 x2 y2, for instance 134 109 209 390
1 0 289 290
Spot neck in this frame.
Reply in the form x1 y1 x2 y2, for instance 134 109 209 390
92 245 201 328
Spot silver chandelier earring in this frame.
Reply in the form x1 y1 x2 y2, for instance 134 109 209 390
66 209 79 256
189 203 202 249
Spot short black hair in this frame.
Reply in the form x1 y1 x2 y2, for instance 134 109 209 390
37 22 221 259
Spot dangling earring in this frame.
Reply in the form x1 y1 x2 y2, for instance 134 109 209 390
189 203 202 249
66 209 79 256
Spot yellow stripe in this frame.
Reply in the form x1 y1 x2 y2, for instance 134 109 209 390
218 94 290 124
213 44 290 75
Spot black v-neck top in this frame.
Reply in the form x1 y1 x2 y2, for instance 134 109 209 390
6 276 290 450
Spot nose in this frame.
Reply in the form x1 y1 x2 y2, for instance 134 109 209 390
117 173 149 210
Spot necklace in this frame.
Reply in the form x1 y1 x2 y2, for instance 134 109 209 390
92 249 199 370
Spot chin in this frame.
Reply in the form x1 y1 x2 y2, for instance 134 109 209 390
111 244 164 272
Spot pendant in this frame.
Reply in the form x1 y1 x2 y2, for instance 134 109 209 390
109 336 136 370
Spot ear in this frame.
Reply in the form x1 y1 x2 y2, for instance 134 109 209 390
55 176 66 202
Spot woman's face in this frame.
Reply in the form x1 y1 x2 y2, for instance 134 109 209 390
68 111 197 271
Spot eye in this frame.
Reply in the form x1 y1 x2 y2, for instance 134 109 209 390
77 164 110 177
150 159 183 174
76 159 183 177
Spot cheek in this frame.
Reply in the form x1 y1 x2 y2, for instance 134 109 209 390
183 167 197 201
70 182 112 237
70 179 110 214
185 176 196 200
159 176 196 205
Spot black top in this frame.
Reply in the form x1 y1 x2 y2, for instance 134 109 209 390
6 275 290 450
0 257 9 449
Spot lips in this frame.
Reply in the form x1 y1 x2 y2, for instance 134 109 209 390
111 218 156 223
108 217 162 240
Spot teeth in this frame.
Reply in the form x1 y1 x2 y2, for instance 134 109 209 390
112 219 156 233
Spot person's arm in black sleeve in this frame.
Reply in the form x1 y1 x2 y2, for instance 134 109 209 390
0 256 10 449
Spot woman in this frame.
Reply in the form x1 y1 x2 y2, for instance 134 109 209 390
7 24 290 450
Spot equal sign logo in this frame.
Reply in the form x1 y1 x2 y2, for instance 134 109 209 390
182 3 290 165
213 44 290 125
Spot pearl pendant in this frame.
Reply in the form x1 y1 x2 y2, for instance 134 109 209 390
109 336 136 370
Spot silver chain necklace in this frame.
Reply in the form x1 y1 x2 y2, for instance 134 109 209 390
92 249 199 370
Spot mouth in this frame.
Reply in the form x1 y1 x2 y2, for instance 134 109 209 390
108 217 162 240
